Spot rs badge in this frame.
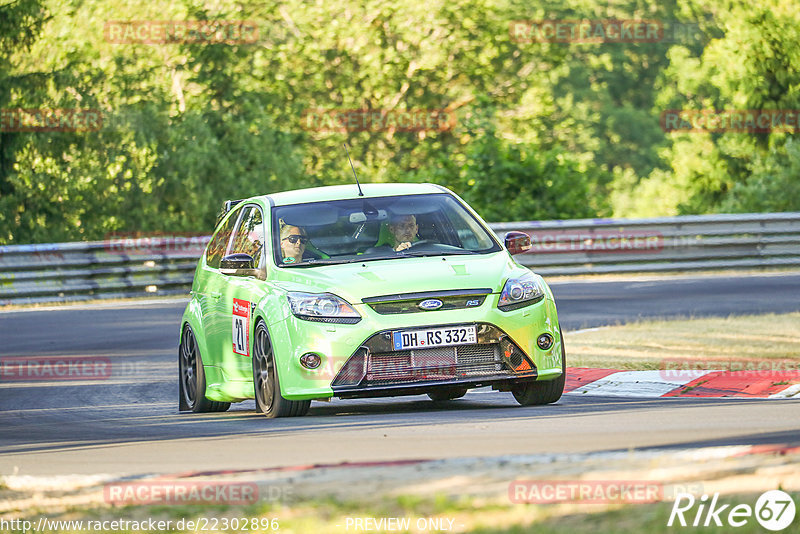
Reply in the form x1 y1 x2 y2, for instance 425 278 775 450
232 298 251 356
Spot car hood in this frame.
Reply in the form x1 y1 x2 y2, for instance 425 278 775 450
272 252 527 303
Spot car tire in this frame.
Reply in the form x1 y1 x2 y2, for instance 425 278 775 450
428 387 468 402
511 327 566 406
253 321 311 418
179 324 231 413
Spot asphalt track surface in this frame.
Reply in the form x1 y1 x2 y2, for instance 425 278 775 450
1 273 799 476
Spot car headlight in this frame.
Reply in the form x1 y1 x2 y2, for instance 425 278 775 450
287 292 361 323
498 273 545 311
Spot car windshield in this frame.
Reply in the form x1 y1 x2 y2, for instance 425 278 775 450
272 193 501 267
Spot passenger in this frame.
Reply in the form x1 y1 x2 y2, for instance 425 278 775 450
279 222 308 264
387 214 418 251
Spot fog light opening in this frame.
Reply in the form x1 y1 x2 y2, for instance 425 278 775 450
500 338 525 369
300 353 322 369
537 333 554 351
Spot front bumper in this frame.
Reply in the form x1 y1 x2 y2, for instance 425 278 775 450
269 294 563 400
330 322 536 396
334 375 539 399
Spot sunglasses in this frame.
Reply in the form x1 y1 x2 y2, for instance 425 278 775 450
282 235 308 244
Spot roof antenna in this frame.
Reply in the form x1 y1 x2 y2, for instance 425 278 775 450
344 142 364 197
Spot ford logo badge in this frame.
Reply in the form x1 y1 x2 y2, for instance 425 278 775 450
418 299 443 311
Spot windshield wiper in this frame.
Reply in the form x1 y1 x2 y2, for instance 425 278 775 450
292 258 357 266
396 250 478 257
290 250 479 266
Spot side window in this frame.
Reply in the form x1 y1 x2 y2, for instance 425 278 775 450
206 212 238 269
230 206 265 269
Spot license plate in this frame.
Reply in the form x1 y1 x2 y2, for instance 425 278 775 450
392 325 477 350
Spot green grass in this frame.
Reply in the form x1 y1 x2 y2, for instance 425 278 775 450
467 494 800 533
16 491 800 533
564 312 800 370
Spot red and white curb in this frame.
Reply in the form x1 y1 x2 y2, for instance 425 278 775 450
565 367 800 398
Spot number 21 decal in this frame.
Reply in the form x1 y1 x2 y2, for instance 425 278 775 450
232 298 251 356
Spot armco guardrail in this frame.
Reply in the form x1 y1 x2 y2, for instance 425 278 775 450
1 212 799 306
0 239 204 306
495 212 800 275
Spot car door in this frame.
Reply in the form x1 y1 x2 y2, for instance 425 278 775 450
196 208 240 367
217 204 269 380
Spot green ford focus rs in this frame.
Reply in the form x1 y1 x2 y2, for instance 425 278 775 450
179 183 566 417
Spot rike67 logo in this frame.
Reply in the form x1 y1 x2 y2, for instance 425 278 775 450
669 490 796 531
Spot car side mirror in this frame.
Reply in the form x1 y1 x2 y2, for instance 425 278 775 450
220 253 263 278
504 231 531 255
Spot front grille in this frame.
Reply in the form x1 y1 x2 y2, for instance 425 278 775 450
364 343 506 385
363 289 491 315
367 352 411 381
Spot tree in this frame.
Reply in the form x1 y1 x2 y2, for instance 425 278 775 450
624 0 800 215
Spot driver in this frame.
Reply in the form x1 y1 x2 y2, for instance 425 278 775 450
388 214 418 251
279 222 308 264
